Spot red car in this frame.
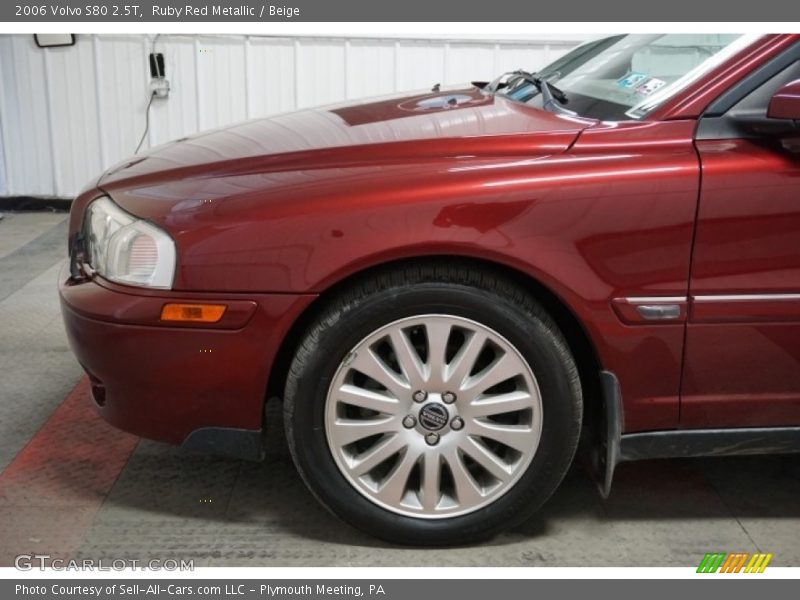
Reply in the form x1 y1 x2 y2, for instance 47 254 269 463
60 34 800 545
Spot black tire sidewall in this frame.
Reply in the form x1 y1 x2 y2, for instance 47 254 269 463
287 282 580 545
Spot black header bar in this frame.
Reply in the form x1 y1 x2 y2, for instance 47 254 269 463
3 0 799 22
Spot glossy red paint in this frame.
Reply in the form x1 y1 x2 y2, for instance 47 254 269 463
59 36 800 450
59 264 316 443
767 79 800 119
62 276 258 329
682 137 800 427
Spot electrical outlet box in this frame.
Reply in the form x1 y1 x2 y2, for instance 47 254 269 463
150 78 170 99
148 52 169 98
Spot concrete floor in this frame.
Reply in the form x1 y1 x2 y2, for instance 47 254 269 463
1 211 799 568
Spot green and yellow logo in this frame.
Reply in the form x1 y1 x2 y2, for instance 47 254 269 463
697 552 773 573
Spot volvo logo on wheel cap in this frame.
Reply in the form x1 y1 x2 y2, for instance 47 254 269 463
418 403 448 431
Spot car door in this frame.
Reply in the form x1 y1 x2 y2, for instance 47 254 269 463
682 52 800 428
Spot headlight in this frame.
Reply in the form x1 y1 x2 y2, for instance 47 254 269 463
84 196 176 289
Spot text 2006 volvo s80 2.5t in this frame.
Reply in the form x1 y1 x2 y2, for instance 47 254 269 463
61 34 800 544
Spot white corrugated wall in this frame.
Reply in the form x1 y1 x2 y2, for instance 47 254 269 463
0 33 588 198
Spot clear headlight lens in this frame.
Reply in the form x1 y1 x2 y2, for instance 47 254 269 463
84 196 176 289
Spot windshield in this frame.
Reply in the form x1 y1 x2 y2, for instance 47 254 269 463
500 34 761 120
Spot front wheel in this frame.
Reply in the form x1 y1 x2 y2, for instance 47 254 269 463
284 265 582 545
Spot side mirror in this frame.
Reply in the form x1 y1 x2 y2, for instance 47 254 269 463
34 34 76 49
767 79 800 120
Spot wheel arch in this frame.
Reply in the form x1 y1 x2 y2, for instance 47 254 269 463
265 254 605 425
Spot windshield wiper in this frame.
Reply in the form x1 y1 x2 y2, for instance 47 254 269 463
486 70 575 115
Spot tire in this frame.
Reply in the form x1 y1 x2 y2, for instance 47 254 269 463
284 263 582 545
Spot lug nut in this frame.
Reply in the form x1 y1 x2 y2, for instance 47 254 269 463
450 416 464 431
413 390 428 403
442 391 457 404
402 415 417 429
425 432 440 446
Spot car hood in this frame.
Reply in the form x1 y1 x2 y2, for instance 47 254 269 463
98 86 594 191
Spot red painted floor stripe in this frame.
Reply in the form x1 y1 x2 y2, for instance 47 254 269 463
0 377 139 566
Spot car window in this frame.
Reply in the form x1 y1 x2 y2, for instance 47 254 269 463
504 34 761 121
696 56 800 140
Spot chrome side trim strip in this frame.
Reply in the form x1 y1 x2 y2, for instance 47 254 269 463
693 293 800 302
624 296 687 303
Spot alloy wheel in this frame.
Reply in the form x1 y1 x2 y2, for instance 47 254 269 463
325 314 543 518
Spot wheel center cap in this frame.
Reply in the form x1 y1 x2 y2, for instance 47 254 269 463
418 402 448 431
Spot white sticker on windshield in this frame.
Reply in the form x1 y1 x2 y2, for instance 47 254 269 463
635 77 667 96
617 72 649 89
